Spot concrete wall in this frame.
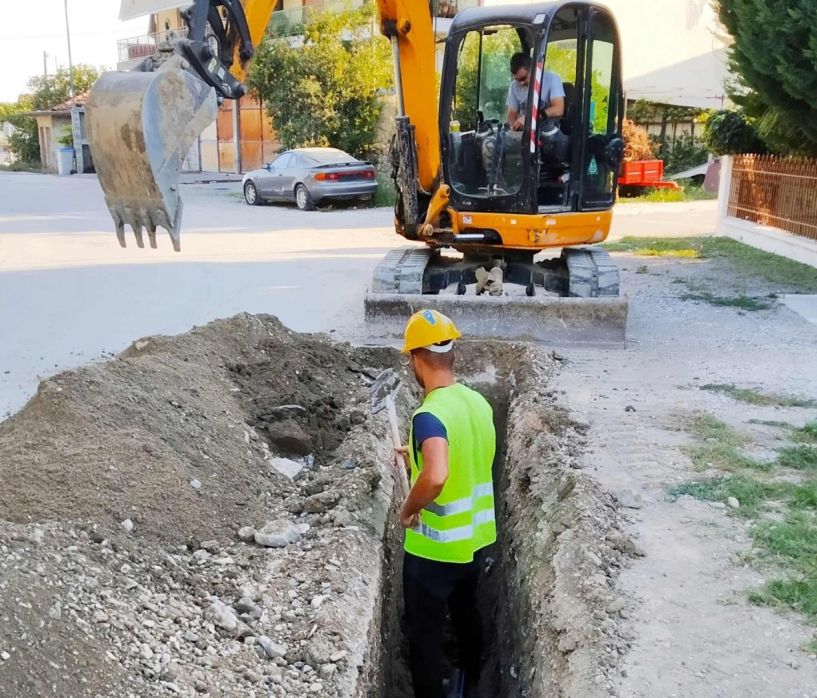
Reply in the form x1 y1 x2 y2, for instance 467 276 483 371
484 0 730 109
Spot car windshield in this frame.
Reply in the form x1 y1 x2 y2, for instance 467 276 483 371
302 149 358 166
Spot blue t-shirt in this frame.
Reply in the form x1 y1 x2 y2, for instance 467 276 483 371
412 412 447 462
506 70 566 124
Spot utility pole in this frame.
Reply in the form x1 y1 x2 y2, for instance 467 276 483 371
64 0 76 173
43 51 48 79
63 0 75 101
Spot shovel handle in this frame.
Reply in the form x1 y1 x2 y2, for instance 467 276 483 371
385 394 410 498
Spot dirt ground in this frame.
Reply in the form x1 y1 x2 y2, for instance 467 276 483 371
2 168 817 695
556 250 817 696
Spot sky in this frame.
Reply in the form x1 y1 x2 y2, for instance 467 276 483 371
0 1 148 102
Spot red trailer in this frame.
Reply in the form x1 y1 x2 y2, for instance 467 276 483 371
618 160 680 190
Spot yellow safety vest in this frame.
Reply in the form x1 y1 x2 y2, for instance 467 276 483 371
405 383 496 563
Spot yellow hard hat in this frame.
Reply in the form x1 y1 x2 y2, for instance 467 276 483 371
402 309 462 353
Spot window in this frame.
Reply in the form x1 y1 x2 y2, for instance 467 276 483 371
272 153 293 170
448 26 527 198
581 12 621 208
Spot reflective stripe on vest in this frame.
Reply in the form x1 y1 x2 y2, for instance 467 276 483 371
405 383 497 563
416 507 496 543
422 482 494 517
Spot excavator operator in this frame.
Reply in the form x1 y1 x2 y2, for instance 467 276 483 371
396 309 497 698
506 52 565 131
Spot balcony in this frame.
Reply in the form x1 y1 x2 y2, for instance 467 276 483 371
267 0 482 37
116 27 189 69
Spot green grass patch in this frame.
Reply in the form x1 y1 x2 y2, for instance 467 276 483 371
794 421 817 444
617 183 717 204
754 511 817 567
603 237 817 291
689 443 765 472
687 412 746 446
776 445 817 471
701 383 817 408
677 410 817 626
604 238 702 257
618 187 687 203
685 414 766 472
669 474 817 517
681 292 774 311
750 578 817 619
669 475 781 516
750 511 817 620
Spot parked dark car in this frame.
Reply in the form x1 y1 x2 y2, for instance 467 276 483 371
242 147 378 210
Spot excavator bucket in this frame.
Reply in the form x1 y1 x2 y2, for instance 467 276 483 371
86 56 217 251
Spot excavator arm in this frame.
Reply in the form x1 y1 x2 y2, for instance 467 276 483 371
87 0 440 250
375 0 440 218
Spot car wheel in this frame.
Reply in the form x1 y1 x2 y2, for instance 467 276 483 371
358 194 373 205
244 181 260 206
294 183 315 211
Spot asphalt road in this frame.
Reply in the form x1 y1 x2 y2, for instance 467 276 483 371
0 172 717 416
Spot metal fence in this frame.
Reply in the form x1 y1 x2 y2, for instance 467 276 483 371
728 154 817 242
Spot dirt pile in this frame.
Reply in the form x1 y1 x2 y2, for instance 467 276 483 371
0 314 407 697
0 314 395 543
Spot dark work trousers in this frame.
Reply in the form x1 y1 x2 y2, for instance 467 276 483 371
403 550 483 698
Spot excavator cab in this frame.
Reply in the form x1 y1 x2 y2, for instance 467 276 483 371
440 2 624 236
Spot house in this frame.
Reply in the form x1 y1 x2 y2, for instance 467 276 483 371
26 93 92 173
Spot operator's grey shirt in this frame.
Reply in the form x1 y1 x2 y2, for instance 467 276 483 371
506 70 566 125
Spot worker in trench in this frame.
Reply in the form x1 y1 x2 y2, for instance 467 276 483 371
395 309 497 698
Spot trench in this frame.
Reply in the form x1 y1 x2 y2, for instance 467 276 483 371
0 316 624 697
371 346 569 698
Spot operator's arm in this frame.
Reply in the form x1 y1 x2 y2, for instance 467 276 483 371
506 83 524 131
544 96 565 119
542 72 566 120
400 436 449 526
507 106 520 128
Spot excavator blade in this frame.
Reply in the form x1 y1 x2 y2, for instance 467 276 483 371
86 56 218 251
365 246 629 346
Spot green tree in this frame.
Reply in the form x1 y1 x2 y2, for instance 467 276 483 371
1 98 38 164
703 109 767 156
247 2 392 157
716 0 817 155
1 65 104 165
25 64 103 111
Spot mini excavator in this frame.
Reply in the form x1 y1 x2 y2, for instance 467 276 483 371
87 0 627 343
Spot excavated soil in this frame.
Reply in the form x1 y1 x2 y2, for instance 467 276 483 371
0 315 638 697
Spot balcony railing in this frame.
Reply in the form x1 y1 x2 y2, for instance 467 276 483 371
117 27 189 64
267 0 482 37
